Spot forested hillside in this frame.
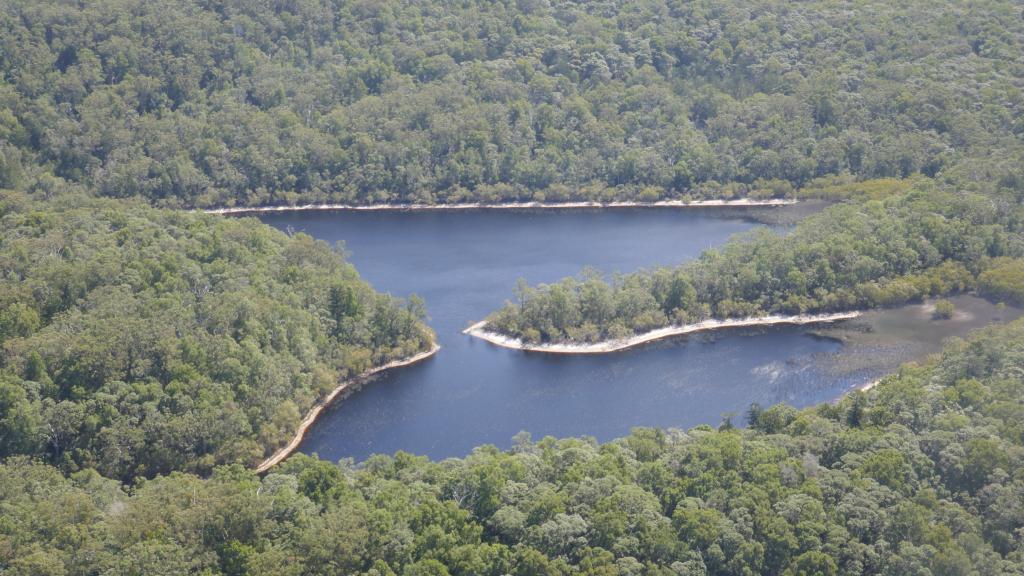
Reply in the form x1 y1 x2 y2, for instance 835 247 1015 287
0 191 433 480
483 180 1024 344
2 319 1023 575
1 0 1022 207
2 1 1024 574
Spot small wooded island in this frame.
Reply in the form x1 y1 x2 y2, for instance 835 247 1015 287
2 0 1024 574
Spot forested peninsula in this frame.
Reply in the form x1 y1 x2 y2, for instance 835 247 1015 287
478 182 1024 348
465 312 860 354
0 191 434 481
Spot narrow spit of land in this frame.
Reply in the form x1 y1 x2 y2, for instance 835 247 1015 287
256 343 441 473
464 312 862 355
206 198 798 215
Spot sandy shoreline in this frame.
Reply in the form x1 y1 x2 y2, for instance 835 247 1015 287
255 343 440 473
205 198 797 215
827 376 883 404
857 378 883 392
464 312 862 355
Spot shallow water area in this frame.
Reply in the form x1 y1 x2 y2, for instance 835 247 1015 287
812 294 1023 389
255 208 1018 461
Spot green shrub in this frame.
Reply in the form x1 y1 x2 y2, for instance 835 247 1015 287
978 258 1024 305
933 299 955 319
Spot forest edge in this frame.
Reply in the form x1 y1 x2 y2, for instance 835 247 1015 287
256 342 441 473
205 198 798 215
464 312 862 354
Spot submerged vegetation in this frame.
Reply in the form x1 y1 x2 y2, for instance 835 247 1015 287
0 191 433 480
484 183 1024 344
3 319 1024 574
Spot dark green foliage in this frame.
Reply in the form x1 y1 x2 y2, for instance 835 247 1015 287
0 0 1023 207
486 184 1020 343
0 191 433 479
3 319 1024 574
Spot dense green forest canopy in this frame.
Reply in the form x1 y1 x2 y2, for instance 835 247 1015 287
0 191 433 480
2 318 1024 575
1 1 1024 574
484 181 1024 344
1 0 1023 207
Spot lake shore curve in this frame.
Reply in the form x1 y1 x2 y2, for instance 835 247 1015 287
464 312 862 355
256 342 441 473
206 198 797 215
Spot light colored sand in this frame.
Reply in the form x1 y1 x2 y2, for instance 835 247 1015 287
829 376 882 404
857 378 882 392
205 198 798 215
463 312 862 355
255 343 441 473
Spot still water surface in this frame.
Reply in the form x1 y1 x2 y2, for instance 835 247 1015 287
258 209 895 461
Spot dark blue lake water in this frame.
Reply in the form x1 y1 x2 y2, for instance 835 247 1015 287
258 208 871 462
